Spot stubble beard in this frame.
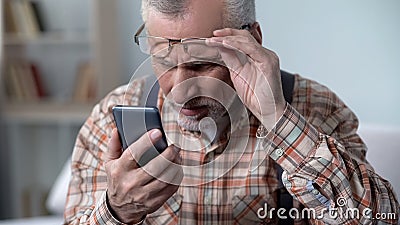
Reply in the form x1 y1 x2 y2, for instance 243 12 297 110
176 97 227 132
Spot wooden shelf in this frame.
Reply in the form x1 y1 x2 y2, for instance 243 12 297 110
2 101 95 125
1 0 121 219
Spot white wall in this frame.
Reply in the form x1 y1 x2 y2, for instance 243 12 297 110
255 0 400 126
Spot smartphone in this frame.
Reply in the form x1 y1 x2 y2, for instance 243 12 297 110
112 105 168 166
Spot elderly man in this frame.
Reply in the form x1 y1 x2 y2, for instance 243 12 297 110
64 0 399 224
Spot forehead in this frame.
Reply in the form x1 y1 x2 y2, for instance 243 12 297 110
146 0 224 39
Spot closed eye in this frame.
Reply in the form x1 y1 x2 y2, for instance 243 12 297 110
185 61 217 71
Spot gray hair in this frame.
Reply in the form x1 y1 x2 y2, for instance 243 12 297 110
141 0 256 28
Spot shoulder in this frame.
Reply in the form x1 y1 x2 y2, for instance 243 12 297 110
96 78 145 123
74 78 146 154
292 74 359 133
293 74 348 111
83 78 145 136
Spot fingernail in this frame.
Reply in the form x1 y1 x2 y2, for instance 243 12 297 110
150 129 162 141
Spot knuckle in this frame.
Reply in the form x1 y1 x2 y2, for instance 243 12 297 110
127 147 140 162
163 147 177 160
127 172 141 188
120 180 131 193
109 166 120 179
134 191 148 203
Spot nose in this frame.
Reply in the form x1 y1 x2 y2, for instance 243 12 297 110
170 66 199 105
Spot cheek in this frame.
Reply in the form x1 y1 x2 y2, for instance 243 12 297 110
156 70 174 95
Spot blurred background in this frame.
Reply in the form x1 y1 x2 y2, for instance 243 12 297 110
0 0 399 222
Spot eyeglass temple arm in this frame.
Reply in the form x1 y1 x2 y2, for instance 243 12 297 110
134 23 146 45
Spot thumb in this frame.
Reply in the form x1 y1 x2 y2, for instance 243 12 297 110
106 128 123 162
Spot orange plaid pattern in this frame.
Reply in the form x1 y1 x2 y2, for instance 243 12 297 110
64 75 399 224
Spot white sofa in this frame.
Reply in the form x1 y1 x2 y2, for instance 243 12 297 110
0 124 399 224
358 124 400 199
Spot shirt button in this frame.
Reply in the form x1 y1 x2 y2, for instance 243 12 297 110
256 125 268 138
312 189 320 195
275 148 284 156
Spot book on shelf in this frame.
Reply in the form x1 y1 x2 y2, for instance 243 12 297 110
17 62 40 101
30 1 45 32
5 64 24 101
4 0 45 37
73 62 96 103
3 61 47 102
30 64 46 97
4 0 18 33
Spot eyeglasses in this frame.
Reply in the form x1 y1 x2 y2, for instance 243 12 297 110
133 23 251 60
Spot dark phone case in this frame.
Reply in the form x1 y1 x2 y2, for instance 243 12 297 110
112 105 168 166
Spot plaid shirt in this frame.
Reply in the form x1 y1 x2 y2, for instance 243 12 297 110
64 74 399 224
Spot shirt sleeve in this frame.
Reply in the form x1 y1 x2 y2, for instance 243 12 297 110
63 115 127 225
261 103 399 224
63 83 143 225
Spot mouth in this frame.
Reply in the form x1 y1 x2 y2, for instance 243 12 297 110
179 105 208 117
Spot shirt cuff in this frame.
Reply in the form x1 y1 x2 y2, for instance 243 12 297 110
259 103 321 173
305 180 331 209
90 191 127 225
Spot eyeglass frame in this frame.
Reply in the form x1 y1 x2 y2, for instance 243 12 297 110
133 23 252 53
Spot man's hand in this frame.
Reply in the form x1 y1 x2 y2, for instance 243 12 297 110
207 25 286 129
104 129 183 224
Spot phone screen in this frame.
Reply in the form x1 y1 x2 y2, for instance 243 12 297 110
112 105 168 166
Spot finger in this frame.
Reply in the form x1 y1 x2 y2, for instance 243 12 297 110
127 146 182 186
213 28 251 37
210 37 265 60
156 160 184 185
119 129 163 169
209 35 251 44
143 181 180 213
205 39 245 73
140 146 182 184
105 129 123 162
123 147 182 187
116 154 182 207
214 38 280 85
212 45 261 105
134 158 183 186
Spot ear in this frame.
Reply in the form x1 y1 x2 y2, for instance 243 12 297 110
251 22 263 45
